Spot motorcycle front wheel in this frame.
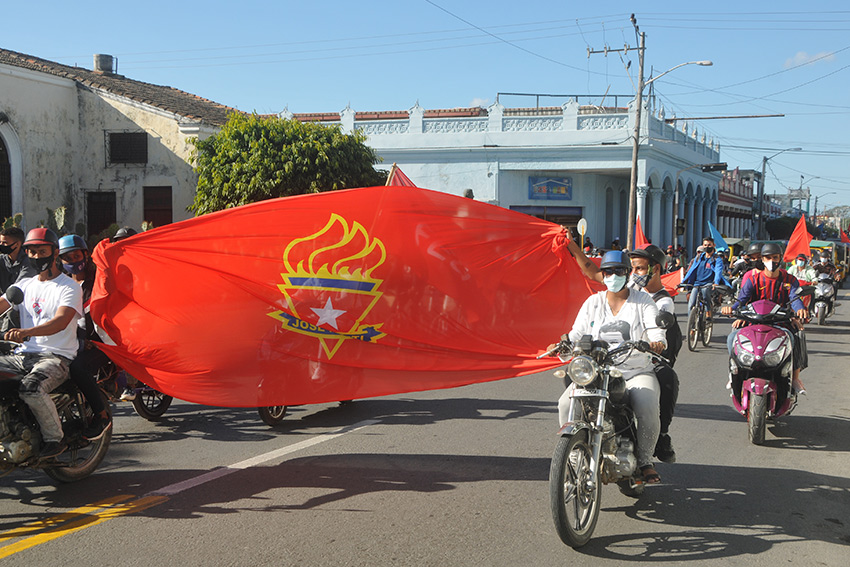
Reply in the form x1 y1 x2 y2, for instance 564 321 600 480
747 392 768 445
686 308 700 352
133 389 173 421
258 405 288 425
549 430 601 548
45 391 112 483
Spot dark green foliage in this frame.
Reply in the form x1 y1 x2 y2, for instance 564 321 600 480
190 113 386 215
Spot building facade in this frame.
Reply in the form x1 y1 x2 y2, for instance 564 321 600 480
717 168 756 239
0 48 233 237
290 99 723 252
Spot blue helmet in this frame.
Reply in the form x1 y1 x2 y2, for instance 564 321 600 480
58 234 87 256
600 250 630 271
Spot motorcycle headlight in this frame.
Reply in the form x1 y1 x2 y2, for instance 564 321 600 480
735 336 756 368
567 355 597 386
763 336 791 367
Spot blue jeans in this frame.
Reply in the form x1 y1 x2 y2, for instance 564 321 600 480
687 284 713 314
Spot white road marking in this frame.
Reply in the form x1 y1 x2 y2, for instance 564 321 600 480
149 418 380 497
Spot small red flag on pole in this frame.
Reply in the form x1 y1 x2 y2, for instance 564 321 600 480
386 163 417 187
783 215 813 262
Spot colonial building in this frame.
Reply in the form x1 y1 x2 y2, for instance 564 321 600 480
717 168 756 239
0 48 234 236
288 99 723 252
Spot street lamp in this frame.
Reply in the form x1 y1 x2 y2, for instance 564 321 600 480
672 162 726 248
756 147 802 239
814 191 836 221
626 51 713 250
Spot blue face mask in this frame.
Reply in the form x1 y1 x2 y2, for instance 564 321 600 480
62 259 87 275
603 274 628 292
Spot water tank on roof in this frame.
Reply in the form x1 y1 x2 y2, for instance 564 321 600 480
93 54 114 74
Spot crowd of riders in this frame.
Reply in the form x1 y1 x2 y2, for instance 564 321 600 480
553 225 841 485
0 226 136 459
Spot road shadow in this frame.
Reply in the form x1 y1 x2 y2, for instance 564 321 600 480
577 462 850 560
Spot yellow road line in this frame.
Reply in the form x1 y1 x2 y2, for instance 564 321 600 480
0 494 133 544
0 495 167 559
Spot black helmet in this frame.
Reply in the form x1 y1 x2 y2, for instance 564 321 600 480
746 243 761 256
629 244 666 267
760 242 783 257
23 228 59 249
112 226 137 242
600 250 631 271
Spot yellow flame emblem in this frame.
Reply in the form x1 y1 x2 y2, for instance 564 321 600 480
269 214 387 359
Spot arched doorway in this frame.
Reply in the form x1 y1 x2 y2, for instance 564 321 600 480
0 136 11 221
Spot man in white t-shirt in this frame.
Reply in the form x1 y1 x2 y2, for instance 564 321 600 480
0 228 83 459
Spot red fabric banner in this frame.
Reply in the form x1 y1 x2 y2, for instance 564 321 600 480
841 230 850 244
90 186 594 407
385 164 417 187
783 215 813 262
635 215 649 248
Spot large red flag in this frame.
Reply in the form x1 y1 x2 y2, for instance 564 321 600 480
385 163 417 187
635 215 649 248
90 186 592 407
841 230 850 244
783 215 813 262
660 268 682 297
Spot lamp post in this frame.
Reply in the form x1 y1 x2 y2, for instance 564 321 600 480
626 53 712 250
814 191 836 224
756 147 802 239
673 162 726 249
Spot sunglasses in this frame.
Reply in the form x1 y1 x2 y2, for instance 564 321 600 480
601 267 629 277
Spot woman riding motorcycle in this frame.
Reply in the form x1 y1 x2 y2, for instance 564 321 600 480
557 250 666 483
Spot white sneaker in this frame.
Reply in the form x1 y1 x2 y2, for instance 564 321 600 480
119 388 137 401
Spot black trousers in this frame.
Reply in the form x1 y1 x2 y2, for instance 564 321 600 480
655 362 679 435
69 345 110 415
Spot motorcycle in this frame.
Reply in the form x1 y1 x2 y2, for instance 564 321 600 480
542 329 669 548
0 287 111 482
728 298 807 445
812 273 836 326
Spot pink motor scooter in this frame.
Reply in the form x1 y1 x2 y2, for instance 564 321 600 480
727 298 802 445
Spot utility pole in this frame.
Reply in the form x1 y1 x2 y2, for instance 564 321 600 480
587 16 645 251
627 30 646 252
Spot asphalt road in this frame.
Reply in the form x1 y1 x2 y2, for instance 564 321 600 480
1 290 848 566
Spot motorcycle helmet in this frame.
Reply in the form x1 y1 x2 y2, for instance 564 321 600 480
600 250 631 271
629 244 666 267
746 243 761 257
760 242 783 257
112 226 137 242
23 227 59 250
58 234 88 256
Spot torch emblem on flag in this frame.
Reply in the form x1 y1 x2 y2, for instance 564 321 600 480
269 214 387 359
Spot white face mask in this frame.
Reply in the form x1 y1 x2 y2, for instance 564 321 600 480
763 260 777 272
603 274 628 292
796 260 806 268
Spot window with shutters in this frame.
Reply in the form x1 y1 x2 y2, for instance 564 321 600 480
106 132 147 165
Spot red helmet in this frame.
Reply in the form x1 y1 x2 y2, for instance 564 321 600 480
23 228 59 249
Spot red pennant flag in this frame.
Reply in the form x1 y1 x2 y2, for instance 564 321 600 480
660 268 683 297
385 163 417 187
783 215 813 262
635 215 649 248
90 186 591 407
841 230 850 244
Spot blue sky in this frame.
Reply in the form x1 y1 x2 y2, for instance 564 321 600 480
5 1 849 211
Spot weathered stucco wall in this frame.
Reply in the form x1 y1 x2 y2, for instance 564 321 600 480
1 62 206 235
0 65 79 230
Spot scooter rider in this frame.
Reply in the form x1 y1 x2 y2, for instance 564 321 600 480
557 250 667 484
721 242 809 395
0 228 83 458
730 243 762 278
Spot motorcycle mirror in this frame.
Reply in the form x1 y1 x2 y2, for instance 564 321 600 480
4 285 23 305
656 311 676 330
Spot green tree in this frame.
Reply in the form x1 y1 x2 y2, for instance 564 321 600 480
190 113 386 215
765 216 817 240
